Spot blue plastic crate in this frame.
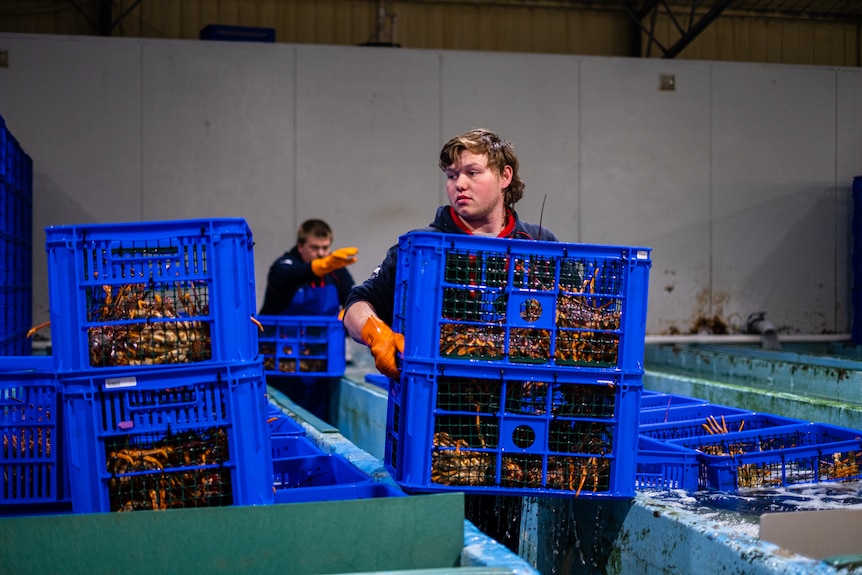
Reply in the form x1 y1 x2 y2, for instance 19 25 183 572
638 392 706 410
393 232 651 372
386 359 641 498
268 415 308 436
4 185 14 241
5 133 18 192
0 121 33 356
20 153 32 225
364 373 391 390
671 422 862 491
8 170 33 249
266 402 282 419
0 284 32 354
640 412 802 442
0 284 7 344
266 406 307 437
635 435 700 492
275 481 404 503
61 360 273 513
0 229 6 287
8 135 27 196
270 434 321 459
45 218 257 372
256 315 345 378
0 328 32 356
0 356 70 513
639 402 749 426
272 454 404 503
0 114 6 182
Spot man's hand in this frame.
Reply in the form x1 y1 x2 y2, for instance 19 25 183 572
360 315 404 380
311 246 359 277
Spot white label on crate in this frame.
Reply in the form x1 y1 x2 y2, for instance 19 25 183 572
104 376 138 389
636 250 649 260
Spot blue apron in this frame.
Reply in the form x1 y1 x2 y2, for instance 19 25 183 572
281 282 340 316
276 281 341 423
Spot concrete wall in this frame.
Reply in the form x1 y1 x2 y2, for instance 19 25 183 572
0 32 859 337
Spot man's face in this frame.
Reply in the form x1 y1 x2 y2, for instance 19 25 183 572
298 235 332 263
445 150 512 226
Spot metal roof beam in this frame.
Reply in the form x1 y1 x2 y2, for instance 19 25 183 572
617 0 735 59
663 0 734 58
112 0 144 32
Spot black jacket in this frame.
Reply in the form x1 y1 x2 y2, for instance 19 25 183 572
259 245 355 315
345 205 558 326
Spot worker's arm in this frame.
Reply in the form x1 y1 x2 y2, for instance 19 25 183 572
311 246 358 277
343 300 376 343
342 243 399 335
343 300 403 380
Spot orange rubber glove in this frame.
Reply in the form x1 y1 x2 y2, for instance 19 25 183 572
311 247 359 277
361 316 404 380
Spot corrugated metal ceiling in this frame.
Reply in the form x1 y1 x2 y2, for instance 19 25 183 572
723 0 862 20
557 0 862 58
565 0 862 22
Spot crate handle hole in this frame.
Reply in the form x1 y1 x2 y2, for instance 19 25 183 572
519 299 542 323
512 425 536 448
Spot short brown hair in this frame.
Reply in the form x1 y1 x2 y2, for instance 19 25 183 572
438 128 524 208
297 219 332 245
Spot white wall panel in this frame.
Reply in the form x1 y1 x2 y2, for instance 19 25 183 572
832 69 862 334
293 45 441 289
141 39 297 310
0 33 859 335
711 63 839 333
581 58 712 334
0 34 142 329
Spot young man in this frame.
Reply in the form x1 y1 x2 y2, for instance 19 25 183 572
342 127 558 379
259 219 358 316
342 127 558 553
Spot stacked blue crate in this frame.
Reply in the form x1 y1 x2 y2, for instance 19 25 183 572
267 403 308 437
386 231 652 498
256 314 346 378
639 392 706 411
45 219 259 373
267 395 406 502
640 411 801 442
271 434 320 458
635 390 862 492
636 391 715 491
674 421 862 491
43 218 274 513
0 356 70 514
635 435 700 491
0 114 33 355
639 401 750 426
271 453 404 503
61 361 272 512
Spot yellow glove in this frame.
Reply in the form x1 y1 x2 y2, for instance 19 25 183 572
311 246 358 277
361 316 404 380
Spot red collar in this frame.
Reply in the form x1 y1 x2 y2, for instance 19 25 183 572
449 207 515 237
